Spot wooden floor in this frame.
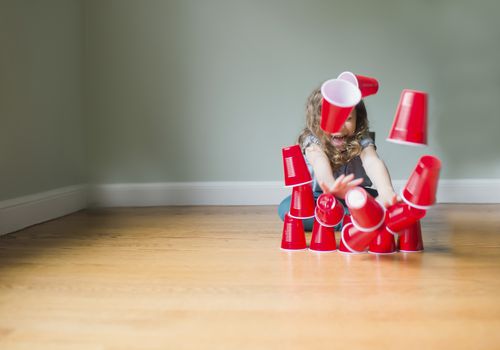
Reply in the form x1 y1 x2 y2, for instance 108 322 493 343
1 204 500 349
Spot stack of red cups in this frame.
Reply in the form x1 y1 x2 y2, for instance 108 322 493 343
389 155 442 252
280 145 315 250
309 193 344 252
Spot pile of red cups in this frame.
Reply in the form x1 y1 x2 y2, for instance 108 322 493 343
281 72 441 254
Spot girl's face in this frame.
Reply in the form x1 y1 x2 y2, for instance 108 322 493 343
330 109 357 149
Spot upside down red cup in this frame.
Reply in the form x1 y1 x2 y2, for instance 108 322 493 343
314 193 344 227
289 183 315 219
368 226 397 254
309 219 336 252
397 220 424 252
281 213 307 250
320 79 361 133
338 223 366 254
337 71 379 98
345 187 386 231
385 202 426 235
282 145 312 187
402 155 441 210
341 222 378 253
387 89 428 146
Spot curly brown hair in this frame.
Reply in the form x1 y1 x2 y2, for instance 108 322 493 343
297 86 370 172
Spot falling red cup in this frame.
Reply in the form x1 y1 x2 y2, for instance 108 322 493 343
338 223 366 254
402 155 442 210
397 220 424 252
282 145 312 187
320 79 361 133
368 226 397 254
341 222 378 253
345 187 386 232
387 89 428 146
309 219 337 252
385 202 426 236
289 183 315 219
314 193 344 227
337 71 379 98
281 213 307 250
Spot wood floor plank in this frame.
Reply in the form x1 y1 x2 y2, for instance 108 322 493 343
1 204 500 349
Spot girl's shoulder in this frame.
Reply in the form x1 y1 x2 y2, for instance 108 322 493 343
301 133 321 151
359 134 376 149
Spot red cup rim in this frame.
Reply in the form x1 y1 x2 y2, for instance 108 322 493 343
284 179 313 188
350 209 386 232
337 71 358 87
345 187 368 209
308 248 337 253
280 247 308 251
400 189 433 210
368 250 397 255
288 212 315 220
386 138 427 147
385 225 400 236
321 79 361 107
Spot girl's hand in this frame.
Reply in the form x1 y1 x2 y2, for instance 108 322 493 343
319 174 364 199
377 190 401 208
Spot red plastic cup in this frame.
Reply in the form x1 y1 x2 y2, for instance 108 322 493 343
356 75 379 98
402 155 442 210
337 71 379 98
338 223 366 254
385 202 426 235
314 193 344 227
320 79 361 133
345 187 386 231
387 89 428 146
397 220 424 252
309 220 336 252
289 183 315 219
342 214 352 225
341 222 378 253
368 226 397 254
282 145 312 187
281 213 307 250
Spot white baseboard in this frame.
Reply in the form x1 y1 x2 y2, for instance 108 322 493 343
1 180 498 236
89 179 500 207
88 182 290 207
0 185 87 236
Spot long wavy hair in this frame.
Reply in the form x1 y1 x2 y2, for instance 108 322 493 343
297 86 370 172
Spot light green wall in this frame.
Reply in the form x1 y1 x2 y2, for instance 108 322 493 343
0 0 85 201
85 0 500 183
2 0 499 202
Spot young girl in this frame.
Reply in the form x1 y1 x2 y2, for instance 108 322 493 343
278 85 399 231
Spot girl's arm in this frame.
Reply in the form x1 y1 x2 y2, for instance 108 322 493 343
360 145 398 207
305 144 363 198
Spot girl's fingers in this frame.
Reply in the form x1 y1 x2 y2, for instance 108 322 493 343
334 174 345 184
331 175 345 191
348 178 364 187
342 174 355 183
